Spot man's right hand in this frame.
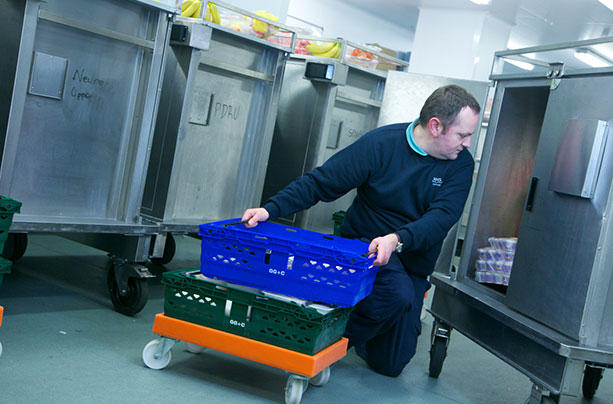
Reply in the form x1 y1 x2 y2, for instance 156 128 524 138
241 208 270 228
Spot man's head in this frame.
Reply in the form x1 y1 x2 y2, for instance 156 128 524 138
419 85 481 160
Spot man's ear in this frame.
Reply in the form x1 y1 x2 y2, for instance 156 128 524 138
428 117 443 137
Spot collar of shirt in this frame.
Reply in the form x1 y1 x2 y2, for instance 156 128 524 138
406 118 428 156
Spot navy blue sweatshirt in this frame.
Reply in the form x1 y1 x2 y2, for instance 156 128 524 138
263 122 474 277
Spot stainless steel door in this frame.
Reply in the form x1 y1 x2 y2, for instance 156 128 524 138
302 69 383 234
141 22 290 225
1 0 169 226
262 58 386 234
505 76 613 340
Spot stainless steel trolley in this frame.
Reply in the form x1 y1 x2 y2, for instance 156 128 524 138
0 0 177 314
428 37 613 403
261 38 410 234
140 1 296 262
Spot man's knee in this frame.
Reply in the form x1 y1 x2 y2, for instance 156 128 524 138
365 347 416 377
374 269 415 307
368 361 406 378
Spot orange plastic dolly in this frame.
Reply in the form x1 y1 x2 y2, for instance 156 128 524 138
143 313 349 404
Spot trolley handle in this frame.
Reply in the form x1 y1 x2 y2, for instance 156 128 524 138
526 177 538 212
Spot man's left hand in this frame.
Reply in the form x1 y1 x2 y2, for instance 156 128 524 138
368 233 399 266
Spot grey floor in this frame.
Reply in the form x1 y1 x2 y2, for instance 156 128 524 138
0 234 611 404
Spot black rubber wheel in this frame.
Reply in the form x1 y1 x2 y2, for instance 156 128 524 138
582 365 604 399
150 234 176 265
107 263 148 316
428 336 447 378
2 233 28 262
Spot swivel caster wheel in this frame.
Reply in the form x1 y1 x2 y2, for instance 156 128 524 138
185 342 206 354
107 261 149 316
2 233 27 262
285 375 307 404
150 234 176 265
309 366 330 387
142 339 172 370
429 321 451 378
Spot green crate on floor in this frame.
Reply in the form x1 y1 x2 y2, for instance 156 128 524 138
0 257 12 287
162 269 353 355
0 196 22 252
332 210 346 237
0 196 22 214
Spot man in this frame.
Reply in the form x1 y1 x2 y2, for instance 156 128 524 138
242 85 481 377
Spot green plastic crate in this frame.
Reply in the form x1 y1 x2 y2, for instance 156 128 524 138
0 196 22 251
0 196 22 214
162 269 353 355
0 257 12 287
332 210 346 237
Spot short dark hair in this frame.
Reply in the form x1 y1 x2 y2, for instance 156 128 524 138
419 85 481 132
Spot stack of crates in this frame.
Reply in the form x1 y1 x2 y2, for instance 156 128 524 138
0 196 22 287
162 218 377 355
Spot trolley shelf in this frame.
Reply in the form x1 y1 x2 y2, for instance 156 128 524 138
151 313 348 377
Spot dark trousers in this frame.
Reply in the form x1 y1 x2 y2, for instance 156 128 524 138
343 253 431 377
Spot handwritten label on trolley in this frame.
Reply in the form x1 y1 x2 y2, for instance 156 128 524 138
70 68 106 101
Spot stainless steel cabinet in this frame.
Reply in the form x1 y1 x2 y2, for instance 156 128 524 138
141 9 295 232
429 37 613 403
0 0 175 315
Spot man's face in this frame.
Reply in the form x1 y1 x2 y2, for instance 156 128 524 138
431 107 479 160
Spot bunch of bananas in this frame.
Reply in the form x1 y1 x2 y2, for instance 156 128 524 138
180 0 201 18
305 42 342 59
180 0 220 23
251 10 279 39
205 2 220 24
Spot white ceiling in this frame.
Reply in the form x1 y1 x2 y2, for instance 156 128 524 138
337 0 613 49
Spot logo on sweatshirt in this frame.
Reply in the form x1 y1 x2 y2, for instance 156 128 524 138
432 177 443 187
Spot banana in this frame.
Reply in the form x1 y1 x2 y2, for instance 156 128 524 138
181 0 199 17
252 11 279 38
313 43 340 58
333 43 342 58
193 1 202 18
306 41 336 55
211 3 220 24
205 2 220 24
205 2 211 21
181 0 194 12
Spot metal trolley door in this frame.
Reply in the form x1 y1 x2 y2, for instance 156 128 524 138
0 0 175 315
141 17 295 237
304 66 387 234
262 55 400 235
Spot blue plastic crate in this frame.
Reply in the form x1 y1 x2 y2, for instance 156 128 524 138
198 218 378 307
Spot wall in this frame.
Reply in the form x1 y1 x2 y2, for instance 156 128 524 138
408 8 511 81
287 0 413 51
